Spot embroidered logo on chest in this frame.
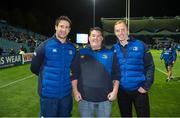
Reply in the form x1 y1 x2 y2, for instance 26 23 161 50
52 49 57 53
69 50 73 55
102 54 108 59
133 46 138 51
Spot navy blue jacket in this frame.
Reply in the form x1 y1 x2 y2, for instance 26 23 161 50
113 39 154 91
30 35 76 98
160 47 177 64
71 47 120 102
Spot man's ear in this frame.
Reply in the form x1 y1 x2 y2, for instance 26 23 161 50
55 25 57 31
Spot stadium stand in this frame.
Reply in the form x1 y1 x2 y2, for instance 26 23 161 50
101 16 180 48
0 20 47 54
0 38 20 55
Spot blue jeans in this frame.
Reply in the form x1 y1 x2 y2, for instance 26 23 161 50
78 100 112 117
40 94 72 117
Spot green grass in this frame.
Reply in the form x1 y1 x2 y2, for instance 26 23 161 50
0 50 180 117
0 64 39 117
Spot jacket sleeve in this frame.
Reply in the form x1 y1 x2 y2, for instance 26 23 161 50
70 52 81 81
142 43 155 91
160 49 164 60
111 53 120 81
173 48 177 62
30 43 45 76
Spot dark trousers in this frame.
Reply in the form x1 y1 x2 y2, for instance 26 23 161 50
40 94 72 117
117 88 150 117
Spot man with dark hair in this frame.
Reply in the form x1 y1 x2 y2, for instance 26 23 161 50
30 16 76 117
71 27 119 117
160 42 177 81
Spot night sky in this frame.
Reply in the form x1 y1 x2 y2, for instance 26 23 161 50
0 0 179 41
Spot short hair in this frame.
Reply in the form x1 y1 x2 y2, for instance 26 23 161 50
89 27 103 36
55 16 72 27
114 20 127 28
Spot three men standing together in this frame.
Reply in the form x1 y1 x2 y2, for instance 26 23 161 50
31 16 155 117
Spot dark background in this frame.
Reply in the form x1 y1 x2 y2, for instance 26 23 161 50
0 0 179 42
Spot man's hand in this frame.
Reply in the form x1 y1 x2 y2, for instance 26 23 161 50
107 80 119 101
138 87 147 94
72 80 82 102
107 91 117 101
73 90 82 102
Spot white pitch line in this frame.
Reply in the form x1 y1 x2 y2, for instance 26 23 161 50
0 74 35 89
0 68 168 89
155 67 167 75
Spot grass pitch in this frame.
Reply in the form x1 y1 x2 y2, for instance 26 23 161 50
0 50 180 117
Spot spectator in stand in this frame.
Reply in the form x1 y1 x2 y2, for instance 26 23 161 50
9 48 16 55
19 48 25 55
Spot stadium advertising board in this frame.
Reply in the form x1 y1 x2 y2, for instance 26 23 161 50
0 54 23 68
23 53 33 63
0 53 34 68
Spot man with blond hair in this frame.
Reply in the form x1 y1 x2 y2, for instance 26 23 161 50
112 20 155 117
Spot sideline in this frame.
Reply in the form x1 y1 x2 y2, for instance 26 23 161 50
0 74 35 89
155 67 167 75
0 67 168 89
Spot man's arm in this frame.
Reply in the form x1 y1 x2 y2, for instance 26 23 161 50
70 53 82 102
107 53 120 101
141 43 155 92
107 80 119 101
172 48 177 63
71 80 82 102
30 43 45 75
160 49 164 61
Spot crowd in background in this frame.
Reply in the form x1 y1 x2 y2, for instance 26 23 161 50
0 21 47 55
0 20 179 56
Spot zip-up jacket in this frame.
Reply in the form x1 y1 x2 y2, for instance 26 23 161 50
113 39 154 91
30 35 76 98
160 47 177 64
71 47 120 102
